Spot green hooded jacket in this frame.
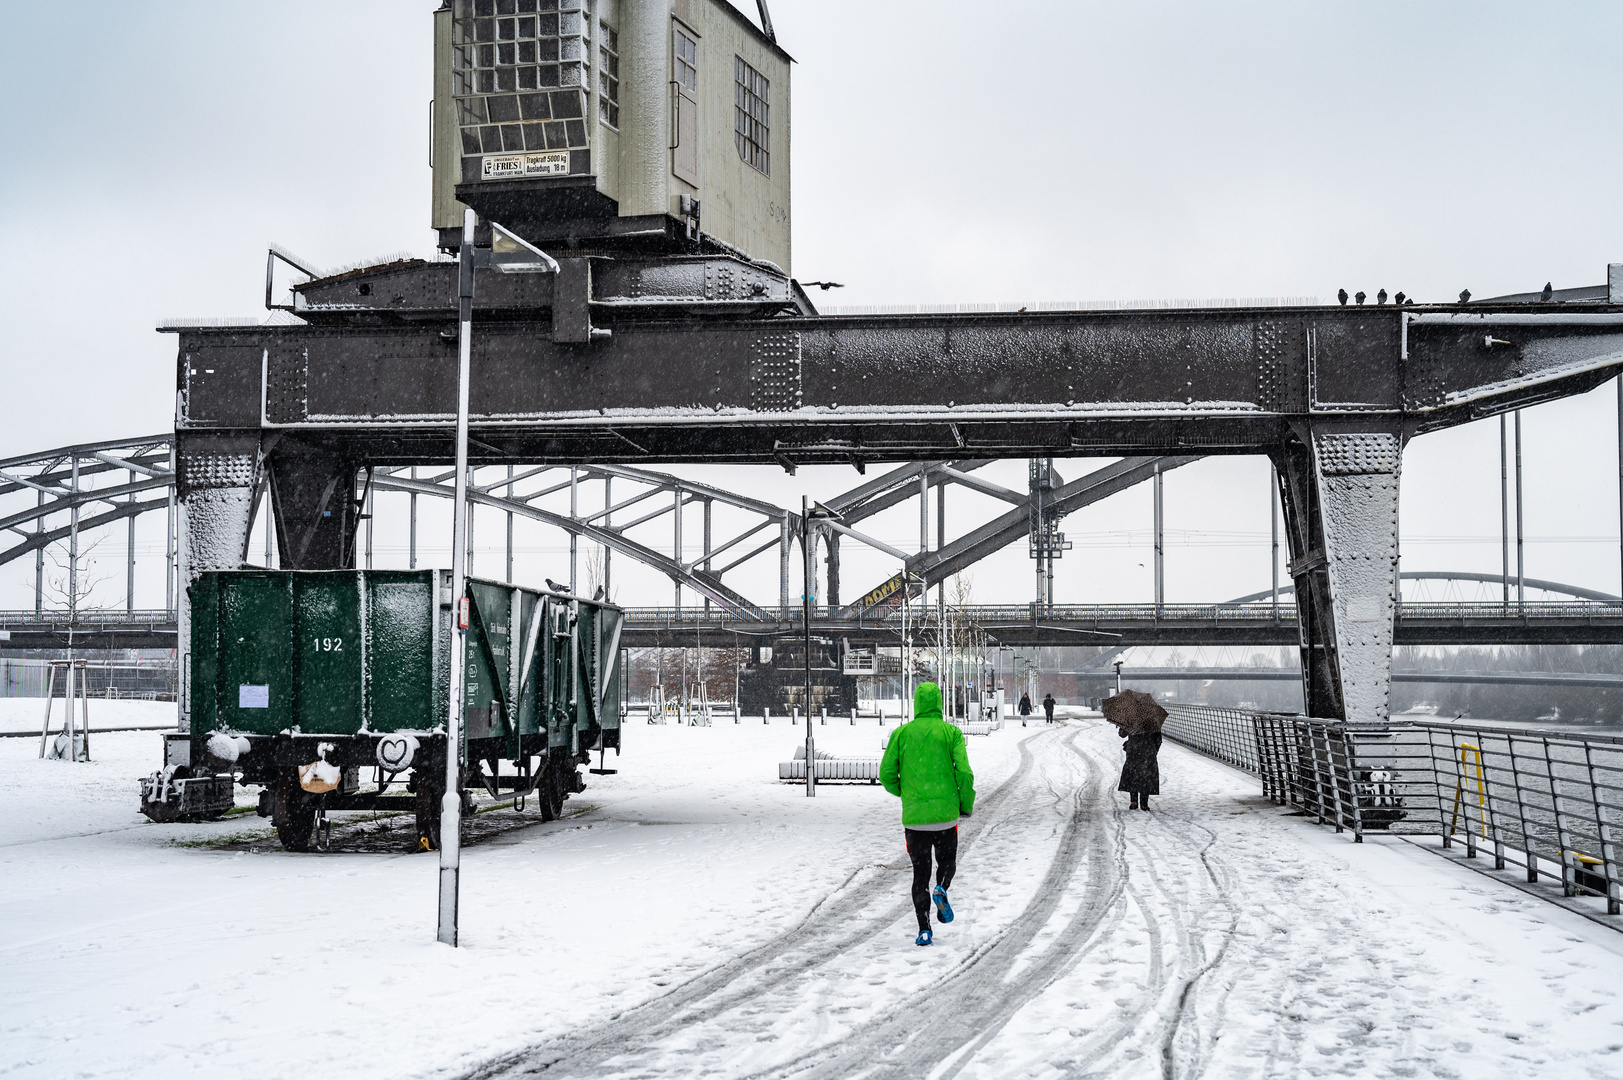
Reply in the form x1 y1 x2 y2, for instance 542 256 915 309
880 682 976 826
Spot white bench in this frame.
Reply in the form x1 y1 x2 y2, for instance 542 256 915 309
777 746 882 783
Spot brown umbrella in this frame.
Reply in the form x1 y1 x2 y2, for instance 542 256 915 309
1101 689 1167 735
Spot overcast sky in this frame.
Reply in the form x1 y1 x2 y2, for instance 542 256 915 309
2 1 1622 611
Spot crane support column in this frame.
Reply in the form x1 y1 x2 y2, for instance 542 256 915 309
1276 428 1404 723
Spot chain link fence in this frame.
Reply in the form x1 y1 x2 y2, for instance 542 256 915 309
1163 704 1622 916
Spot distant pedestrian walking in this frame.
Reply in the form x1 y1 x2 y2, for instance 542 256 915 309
1102 689 1165 810
1042 693 1056 724
1018 692 1033 725
880 682 976 946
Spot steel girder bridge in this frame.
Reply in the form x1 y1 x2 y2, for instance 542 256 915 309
157 255 1623 724
4 432 1623 657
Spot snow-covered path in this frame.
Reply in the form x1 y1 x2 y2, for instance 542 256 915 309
4 717 1622 1079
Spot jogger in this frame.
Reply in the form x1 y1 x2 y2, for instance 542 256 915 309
904 826 957 934
881 682 976 945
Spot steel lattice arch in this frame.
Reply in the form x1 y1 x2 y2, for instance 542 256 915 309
2 432 1621 658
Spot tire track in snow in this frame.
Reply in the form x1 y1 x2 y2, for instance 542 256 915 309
1055 741 1246 1080
465 725 1069 1080
748 724 1131 1080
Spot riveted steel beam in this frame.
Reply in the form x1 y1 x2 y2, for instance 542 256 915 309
168 303 1623 466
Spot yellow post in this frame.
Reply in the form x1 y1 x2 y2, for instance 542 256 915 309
1449 743 1488 838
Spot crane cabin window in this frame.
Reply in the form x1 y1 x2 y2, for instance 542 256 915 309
674 28 698 92
734 56 769 176
597 21 619 128
451 0 592 182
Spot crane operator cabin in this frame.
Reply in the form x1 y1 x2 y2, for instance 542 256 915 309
431 0 791 271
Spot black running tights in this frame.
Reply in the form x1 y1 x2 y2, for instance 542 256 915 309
904 826 958 932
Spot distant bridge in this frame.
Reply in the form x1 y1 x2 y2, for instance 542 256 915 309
6 597 1623 653
611 600 1623 649
1093 667 1623 689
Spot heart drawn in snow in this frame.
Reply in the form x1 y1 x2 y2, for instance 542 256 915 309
376 734 419 771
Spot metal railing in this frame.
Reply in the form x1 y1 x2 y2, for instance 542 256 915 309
1163 705 1622 916
0 601 1617 637
0 608 177 628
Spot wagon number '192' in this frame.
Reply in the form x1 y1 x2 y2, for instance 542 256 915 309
313 637 343 652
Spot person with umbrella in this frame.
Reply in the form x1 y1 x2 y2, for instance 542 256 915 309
1017 692 1033 725
1101 689 1165 810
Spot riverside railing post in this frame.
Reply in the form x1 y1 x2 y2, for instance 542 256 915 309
1506 734 1538 881
1345 729 1365 843
438 208 476 948
1583 740 1620 914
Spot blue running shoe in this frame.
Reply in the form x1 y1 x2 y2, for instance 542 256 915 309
932 885 954 924
915 929 933 946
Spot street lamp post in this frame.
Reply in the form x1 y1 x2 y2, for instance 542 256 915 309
437 209 477 947
437 213 559 947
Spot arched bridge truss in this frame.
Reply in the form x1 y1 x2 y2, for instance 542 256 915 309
1 434 1620 659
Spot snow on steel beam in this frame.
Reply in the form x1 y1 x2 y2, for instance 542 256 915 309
167 303 1623 463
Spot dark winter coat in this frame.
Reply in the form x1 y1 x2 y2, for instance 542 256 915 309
1042 695 1056 719
1018 694 1032 716
1117 730 1162 795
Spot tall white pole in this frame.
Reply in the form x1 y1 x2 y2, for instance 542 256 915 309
1515 410 1525 611
1153 463 1164 613
1269 463 1279 620
1501 415 1510 606
438 209 476 947
802 497 815 797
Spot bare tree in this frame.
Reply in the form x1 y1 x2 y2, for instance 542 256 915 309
40 531 111 660
583 544 614 604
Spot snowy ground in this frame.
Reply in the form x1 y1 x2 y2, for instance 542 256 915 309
0 698 176 736
4 713 1622 1080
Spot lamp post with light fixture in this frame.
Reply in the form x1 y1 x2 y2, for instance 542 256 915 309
438 211 558 947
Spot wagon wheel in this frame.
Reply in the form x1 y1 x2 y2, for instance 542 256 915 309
537 753 560 822
273 768 318 852
546 753 568 820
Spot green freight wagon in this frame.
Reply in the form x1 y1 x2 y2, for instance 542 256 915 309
139 569 624 851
